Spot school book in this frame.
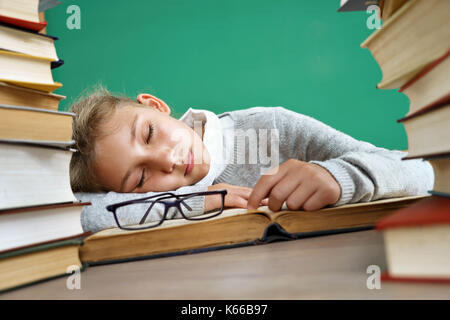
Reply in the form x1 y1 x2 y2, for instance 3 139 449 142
79 195 426 265
0 140 77 210
0 23 59 60
399 50 450 118
0 0 47 32
0 49 62 92
378 0 409 21
376 196 450 282
0 104 74 143
0 202 89 253
0 233 89 293
397 101 450 159
0 81 64 110
360 0 450 89
426 155 450 196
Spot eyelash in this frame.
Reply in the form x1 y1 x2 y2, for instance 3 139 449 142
146 124 154 144
137 168 146 188
137 124 154 189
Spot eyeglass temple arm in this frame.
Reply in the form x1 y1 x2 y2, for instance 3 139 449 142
126 190 217 225
138 197 193 225
139 200 159 225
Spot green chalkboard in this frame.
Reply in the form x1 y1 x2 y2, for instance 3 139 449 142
46 0 409 150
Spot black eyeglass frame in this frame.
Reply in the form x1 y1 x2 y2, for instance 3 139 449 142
106 189 227 231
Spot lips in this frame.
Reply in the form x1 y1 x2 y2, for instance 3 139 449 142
184 150 194 176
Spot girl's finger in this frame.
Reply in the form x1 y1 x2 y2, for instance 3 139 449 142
235 186 253 199
267 176 302 212
232 196 249 209
285 182 317 211
225 194 248 209
247 169 287 210
302 190 328 211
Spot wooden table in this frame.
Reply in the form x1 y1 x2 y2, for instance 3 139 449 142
1 230 449 299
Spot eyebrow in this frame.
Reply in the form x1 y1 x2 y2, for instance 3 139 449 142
119 114 138 192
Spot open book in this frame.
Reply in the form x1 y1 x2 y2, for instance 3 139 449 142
80 195 427 265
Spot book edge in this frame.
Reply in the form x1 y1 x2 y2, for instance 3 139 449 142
381 272 450 284
360 0 416 48
0 48 55 62
0 81 65 99
0 15 47 32
0 232 90 259
0 138 75 149
397 95 450 123
83 225 374 266
0 21 58 40
0 261 87 294
403 152 450 160
376 196 450 230
0 201 90 215
399 49 450 92
428 191 450 198
0 103 74 116
0 80 63 93
85 240 259 266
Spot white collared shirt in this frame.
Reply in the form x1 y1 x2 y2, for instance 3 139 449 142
179 107 228 187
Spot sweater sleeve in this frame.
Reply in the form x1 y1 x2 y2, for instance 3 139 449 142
273 107 434 206
75 184 208 233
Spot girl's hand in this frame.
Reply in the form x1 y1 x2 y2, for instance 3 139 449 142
205 183 268 212
247 159 341 212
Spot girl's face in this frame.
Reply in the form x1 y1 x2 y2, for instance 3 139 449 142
92 98 210 193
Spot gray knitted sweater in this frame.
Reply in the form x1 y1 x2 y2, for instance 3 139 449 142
76 107 434 233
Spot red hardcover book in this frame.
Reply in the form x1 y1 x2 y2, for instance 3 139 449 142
0 15 47 32
381 273 450 284
0 0 47 32
376 196 450 283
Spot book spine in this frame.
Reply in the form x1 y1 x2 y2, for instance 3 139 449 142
0 262 87 294
0 21 58 40
0 233 91 259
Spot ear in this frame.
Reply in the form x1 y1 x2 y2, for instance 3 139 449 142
136 93 171 115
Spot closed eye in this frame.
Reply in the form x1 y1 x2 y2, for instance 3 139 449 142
136 168 146 189
146 124 154 144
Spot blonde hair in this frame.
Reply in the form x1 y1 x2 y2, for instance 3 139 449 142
69 85 141 192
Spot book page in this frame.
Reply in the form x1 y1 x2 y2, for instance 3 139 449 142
90 206 268 238
269 195 429 220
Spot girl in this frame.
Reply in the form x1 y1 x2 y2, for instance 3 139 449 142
70 87 434 233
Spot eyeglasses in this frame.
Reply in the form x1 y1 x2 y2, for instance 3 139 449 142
106 189 227 230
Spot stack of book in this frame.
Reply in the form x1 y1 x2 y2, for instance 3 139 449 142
360 0 450 282
0 1 89 293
